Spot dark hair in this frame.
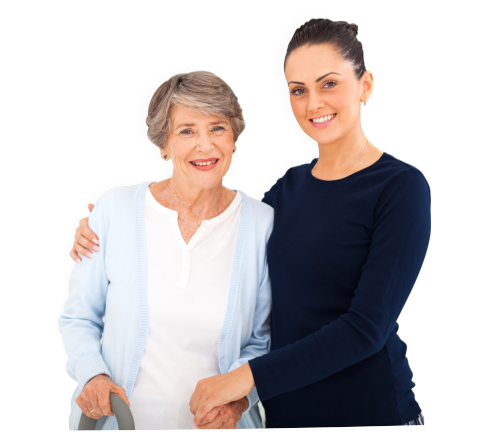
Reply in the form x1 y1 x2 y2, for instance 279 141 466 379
284 19 366 79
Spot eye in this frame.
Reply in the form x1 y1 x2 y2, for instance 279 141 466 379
323 80 337 89
291 88 302 96
180 129 193 135
291 81 337 96
212 126 224 132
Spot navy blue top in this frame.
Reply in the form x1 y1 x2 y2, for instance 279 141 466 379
249 152 431 427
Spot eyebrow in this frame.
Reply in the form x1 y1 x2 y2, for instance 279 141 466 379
287 72 341 86
174 119 229 130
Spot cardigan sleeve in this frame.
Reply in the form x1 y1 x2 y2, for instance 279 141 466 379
228 218 273 413
248 168 431 401
59 195 112 391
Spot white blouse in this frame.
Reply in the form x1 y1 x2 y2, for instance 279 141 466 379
129 187 243 429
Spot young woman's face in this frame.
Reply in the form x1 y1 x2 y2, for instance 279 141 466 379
284 44 369 145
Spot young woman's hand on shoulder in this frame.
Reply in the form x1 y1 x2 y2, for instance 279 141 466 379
70 203 99 262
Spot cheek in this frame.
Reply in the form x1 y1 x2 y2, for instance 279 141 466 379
291 100 308 126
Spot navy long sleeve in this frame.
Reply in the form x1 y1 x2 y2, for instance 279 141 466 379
249 153 431 427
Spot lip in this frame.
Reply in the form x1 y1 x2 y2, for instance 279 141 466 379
189 158 219 172
309 113 337 128
191 157 218 163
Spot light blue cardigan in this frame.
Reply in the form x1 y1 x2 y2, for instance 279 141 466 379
59 182 273 430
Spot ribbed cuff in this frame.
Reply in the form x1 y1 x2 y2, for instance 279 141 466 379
75 352 111 390
243 387 259 415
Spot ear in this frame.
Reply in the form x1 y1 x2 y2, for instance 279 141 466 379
361 70 374 102
160 147 169 160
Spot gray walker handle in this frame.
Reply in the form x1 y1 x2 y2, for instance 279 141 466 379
78 393 135 430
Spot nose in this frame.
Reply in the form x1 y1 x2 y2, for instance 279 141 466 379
196 131 213 154
307 90 325 115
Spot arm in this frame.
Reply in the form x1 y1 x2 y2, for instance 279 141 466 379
228 259 271 411
249 168 431 400
190 168 431 423
60 198 110 386
190 215 274 427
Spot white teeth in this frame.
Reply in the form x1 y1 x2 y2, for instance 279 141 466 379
313 114 335 123
193 160 217 166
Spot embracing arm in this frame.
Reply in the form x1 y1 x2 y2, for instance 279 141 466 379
60 198 111 388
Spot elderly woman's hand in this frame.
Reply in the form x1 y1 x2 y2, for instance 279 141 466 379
76 374 130 419
196 397 248 429
70 204 99 263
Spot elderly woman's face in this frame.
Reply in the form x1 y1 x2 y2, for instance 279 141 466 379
285 44 368 146
165 106 236 190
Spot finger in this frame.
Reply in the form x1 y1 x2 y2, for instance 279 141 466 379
76 395 92 418
96 388 113 417
74 242 93 259
79 216 99 244
199 406 222 427
110 385 130 408
77 235 100 252
70 249 82 263
78 393 99 419
194 401 216 427
198 416 225 430
86 388 103 419
198 409 226 430
88 204 95 213
75 216 100 251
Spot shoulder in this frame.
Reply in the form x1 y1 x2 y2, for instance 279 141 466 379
97 182 150 206
90 182 150 226
263 162 311 206
379 154 430 196
238 191 274 235
240 191 274 219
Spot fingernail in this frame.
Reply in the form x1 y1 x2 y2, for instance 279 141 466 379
76 259 81 264
192 422 196 428
92 238 100 244
86 252 94 259
93 245 100 252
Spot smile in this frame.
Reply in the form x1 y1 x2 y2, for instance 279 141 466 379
189 158 219 171
310 113 337 127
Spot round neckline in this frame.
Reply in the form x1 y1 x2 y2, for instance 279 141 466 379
145 186 242 228
306 152 389 186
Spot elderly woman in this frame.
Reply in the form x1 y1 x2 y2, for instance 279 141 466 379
70 19 431 428
59 71 273 430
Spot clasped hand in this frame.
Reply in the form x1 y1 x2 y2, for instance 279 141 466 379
193 397 249 429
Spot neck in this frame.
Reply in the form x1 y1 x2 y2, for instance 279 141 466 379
313 122 368 180
153 173 228 219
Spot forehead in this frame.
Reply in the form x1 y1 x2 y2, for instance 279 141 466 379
170 105 229 126
285 44 354 82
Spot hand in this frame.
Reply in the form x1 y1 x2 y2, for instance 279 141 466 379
70 204 99 263
75 374 130 419
190 363 255 427
196 397 249 429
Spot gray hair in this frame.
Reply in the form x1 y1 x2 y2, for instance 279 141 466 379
146 71 245 149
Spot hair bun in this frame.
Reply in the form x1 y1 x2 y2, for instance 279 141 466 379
337 20 358 35
347 23 359 36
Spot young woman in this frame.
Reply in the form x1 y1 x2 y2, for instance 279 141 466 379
71 19 431 427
